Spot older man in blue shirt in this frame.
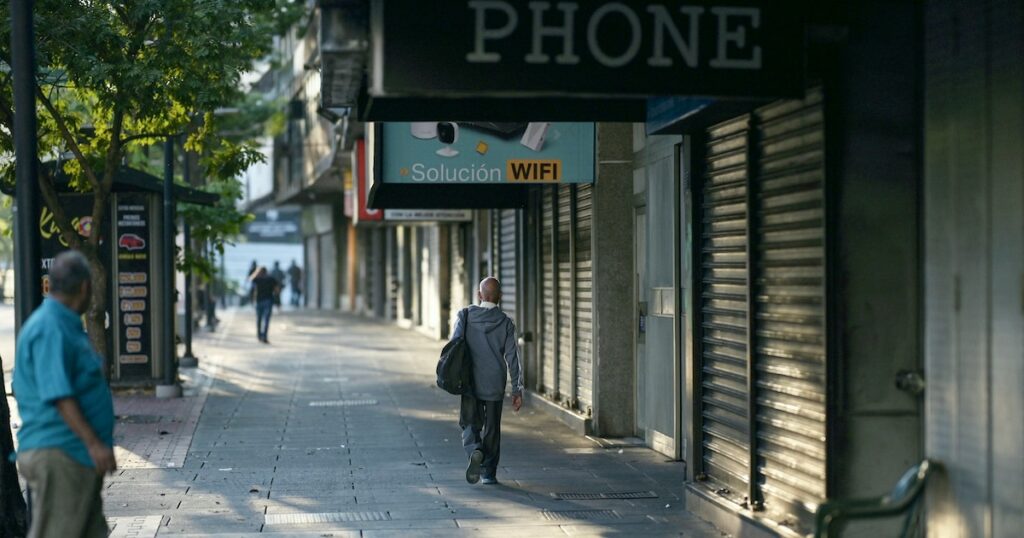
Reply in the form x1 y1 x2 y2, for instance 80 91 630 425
14 250 116 538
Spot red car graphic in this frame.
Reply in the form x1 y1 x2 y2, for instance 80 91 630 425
118 233 146 251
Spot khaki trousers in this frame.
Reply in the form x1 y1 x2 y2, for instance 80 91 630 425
17 448 108 538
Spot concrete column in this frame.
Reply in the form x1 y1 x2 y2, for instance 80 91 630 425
591 123 635 437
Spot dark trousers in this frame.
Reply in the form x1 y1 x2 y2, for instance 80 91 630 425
255 299 273 340
460 394 503 478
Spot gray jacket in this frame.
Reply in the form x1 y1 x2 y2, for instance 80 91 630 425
450 305 523 401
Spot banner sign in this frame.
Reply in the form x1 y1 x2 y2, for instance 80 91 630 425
370 0 805 99
384 209 473 222
245 209 301 243
380 122 594 185
114 194 152 374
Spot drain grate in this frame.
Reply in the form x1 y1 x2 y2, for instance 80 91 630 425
308 399 378 407
540 510 621 521
265 511 391 525
551 491 658 500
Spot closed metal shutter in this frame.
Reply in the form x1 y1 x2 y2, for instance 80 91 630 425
698 114 752 501
448 224 469 330
574 184 594 413
696 90 828 530
752 89 827 525
361 230 374 314
541 189 557 396
557 184 574 402
386 228 398 319
498 209 519 324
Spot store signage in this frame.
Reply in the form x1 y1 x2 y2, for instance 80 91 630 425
245 210 301 243
371 0 804 99
114 194 152 371
380 122 594 185
38 194 95 294
384 209 473 222
354 138 383 224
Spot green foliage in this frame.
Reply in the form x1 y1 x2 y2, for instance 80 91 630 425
0 0 305 291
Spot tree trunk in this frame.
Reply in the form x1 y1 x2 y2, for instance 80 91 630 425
84 250 109 372
0 365 28 538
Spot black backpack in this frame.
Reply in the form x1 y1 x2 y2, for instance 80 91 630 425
436 308 473 395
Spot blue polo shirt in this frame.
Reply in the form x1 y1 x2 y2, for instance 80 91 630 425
13 298 115 468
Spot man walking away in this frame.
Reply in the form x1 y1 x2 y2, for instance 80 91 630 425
250 266 279 343
287 260 302 307
13 251 116 538
270 261 286 308
449 277 523 485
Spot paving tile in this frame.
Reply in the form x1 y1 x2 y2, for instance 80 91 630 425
93 310 722 538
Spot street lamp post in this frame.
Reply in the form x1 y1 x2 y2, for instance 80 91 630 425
11 0 42 332
156 136 181 398
180 145 197 368
180 218 197 367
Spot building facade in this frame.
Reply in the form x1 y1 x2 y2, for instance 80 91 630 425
263 1 1024 536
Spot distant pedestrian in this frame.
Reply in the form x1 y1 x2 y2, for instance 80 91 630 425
287 260 303 307
271 261 285 308
13 251 116 538
242 260 258 306
449 277 523 485
250 266 280 344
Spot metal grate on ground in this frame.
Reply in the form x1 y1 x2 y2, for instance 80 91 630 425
551 491 658 500
540 510 621 521
307 399 378 407
265 511 391 525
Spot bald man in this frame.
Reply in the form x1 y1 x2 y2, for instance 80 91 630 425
449 277 524 485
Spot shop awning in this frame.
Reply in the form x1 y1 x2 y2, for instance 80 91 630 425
2 164 220 207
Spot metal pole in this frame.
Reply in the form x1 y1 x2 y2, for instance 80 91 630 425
219 249 226 309
156 136 180 398
179 143 196 367
11 0 42 332
205 240 217 329
180 218 196 366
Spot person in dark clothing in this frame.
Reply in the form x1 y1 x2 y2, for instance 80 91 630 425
270 261 285 308
249 266 280 343
449 277 523 485
287 260 302 307
242 260 258 306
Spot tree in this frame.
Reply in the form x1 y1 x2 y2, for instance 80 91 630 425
0 0 303 357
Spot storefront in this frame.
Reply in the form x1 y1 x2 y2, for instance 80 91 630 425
322 2 936 535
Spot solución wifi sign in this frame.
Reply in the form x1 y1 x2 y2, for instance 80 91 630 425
506 160 563 182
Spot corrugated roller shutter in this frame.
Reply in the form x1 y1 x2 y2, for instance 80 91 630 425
557 184 574 402
449 225 468 330
541 190 557 396
387 228 398 319
361 230 374 313
574 185 594 412
699 115 752 499
499 209 519 324
752 89 827 525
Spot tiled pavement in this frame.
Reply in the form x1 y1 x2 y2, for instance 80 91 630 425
100 307 727 537
113 361 218 469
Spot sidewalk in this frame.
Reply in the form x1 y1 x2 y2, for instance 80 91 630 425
101 308 725 537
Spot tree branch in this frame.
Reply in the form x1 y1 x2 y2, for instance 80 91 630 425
34 85 102 191
89 106 125 248
121 131 181 144
38 166 83 251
